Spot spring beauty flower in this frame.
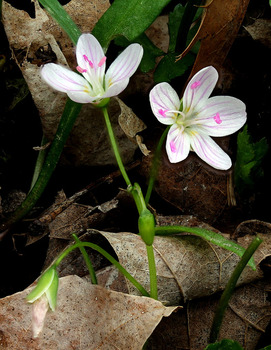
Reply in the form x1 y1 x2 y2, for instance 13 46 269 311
149 66 247 170
41 33 143 104
27 266 59 337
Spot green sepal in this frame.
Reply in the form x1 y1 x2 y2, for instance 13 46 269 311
45 268 59 311
95 98 110 109
26 266 59 311
138 208 155 246
26 267 55 303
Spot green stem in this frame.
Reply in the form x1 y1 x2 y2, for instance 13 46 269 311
209 236 262 343
72 234 97 284
55 241 150 297
102 106 131 187
146 244 158 299
0 99 82 231
145 126 169 205
155 225 256 270
30 135 49 191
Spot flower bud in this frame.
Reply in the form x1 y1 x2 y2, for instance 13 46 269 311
138 208 155 246
27 265 59 312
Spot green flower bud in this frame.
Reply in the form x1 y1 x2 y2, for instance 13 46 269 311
27 265 59 311
138 208 155 246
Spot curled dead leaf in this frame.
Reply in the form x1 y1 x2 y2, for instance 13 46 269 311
100 229 270 304
0 275 178 349
178 0 250 78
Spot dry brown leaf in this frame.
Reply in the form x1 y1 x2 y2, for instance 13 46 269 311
2 0 143 166
179 0 250 78
149 279 271 350
100 229 270 304
245 18 271 49
139 149 230 223
0 275 177 349
117 97 146 140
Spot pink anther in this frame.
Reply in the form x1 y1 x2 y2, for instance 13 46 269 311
214 112 222 124
98 56 107 67
83 55 94 68
76 66 87 73
170 141 177 153
158 109 168 117
191 81 201 89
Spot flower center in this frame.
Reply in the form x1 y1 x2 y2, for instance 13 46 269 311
76 54 107 98
159 108 223 129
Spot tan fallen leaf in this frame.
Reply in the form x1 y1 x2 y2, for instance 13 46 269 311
149 279 271 350
100 230 270 304
0 275 177 349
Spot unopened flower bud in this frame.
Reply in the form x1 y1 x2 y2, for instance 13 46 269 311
138 208 155 246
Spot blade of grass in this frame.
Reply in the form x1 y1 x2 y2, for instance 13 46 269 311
38 0 81 45
209 236 262 343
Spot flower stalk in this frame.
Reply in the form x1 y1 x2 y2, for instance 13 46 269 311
54 241 150 297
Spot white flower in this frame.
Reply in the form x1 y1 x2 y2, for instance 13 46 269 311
41 33 143 104
149 66 247 170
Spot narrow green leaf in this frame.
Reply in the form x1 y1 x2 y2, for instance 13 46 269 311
205 339 244 350
168 4 185 52
154 52 194 83
234 125 268 192
92 0 172 50
38 0 81 44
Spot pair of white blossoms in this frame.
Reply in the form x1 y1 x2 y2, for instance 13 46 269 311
42 33 246 170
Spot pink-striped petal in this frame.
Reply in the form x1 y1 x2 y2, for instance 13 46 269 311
195 96 247 137
183 66 218 112
105 44 143 91
150 83 181 125
76 33 106 84
166 124 191 163
102 79 129 99
41 63 94 103
189 130 232 170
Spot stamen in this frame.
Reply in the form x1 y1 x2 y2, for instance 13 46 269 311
191 81 201 89
83 55 94 68
159 109 168 117
76 66 87 73
98 56 107 67
214 112 222 124
170 141 177 153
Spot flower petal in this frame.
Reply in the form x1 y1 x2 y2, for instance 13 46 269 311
102 79 129 99
76 33 105 84
166 124 191 163
189 130 232 170
195 96 247 137
41 63 94 103
150 83 181 125
32 295 49 338
183 66 218 112
105 43 143 92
